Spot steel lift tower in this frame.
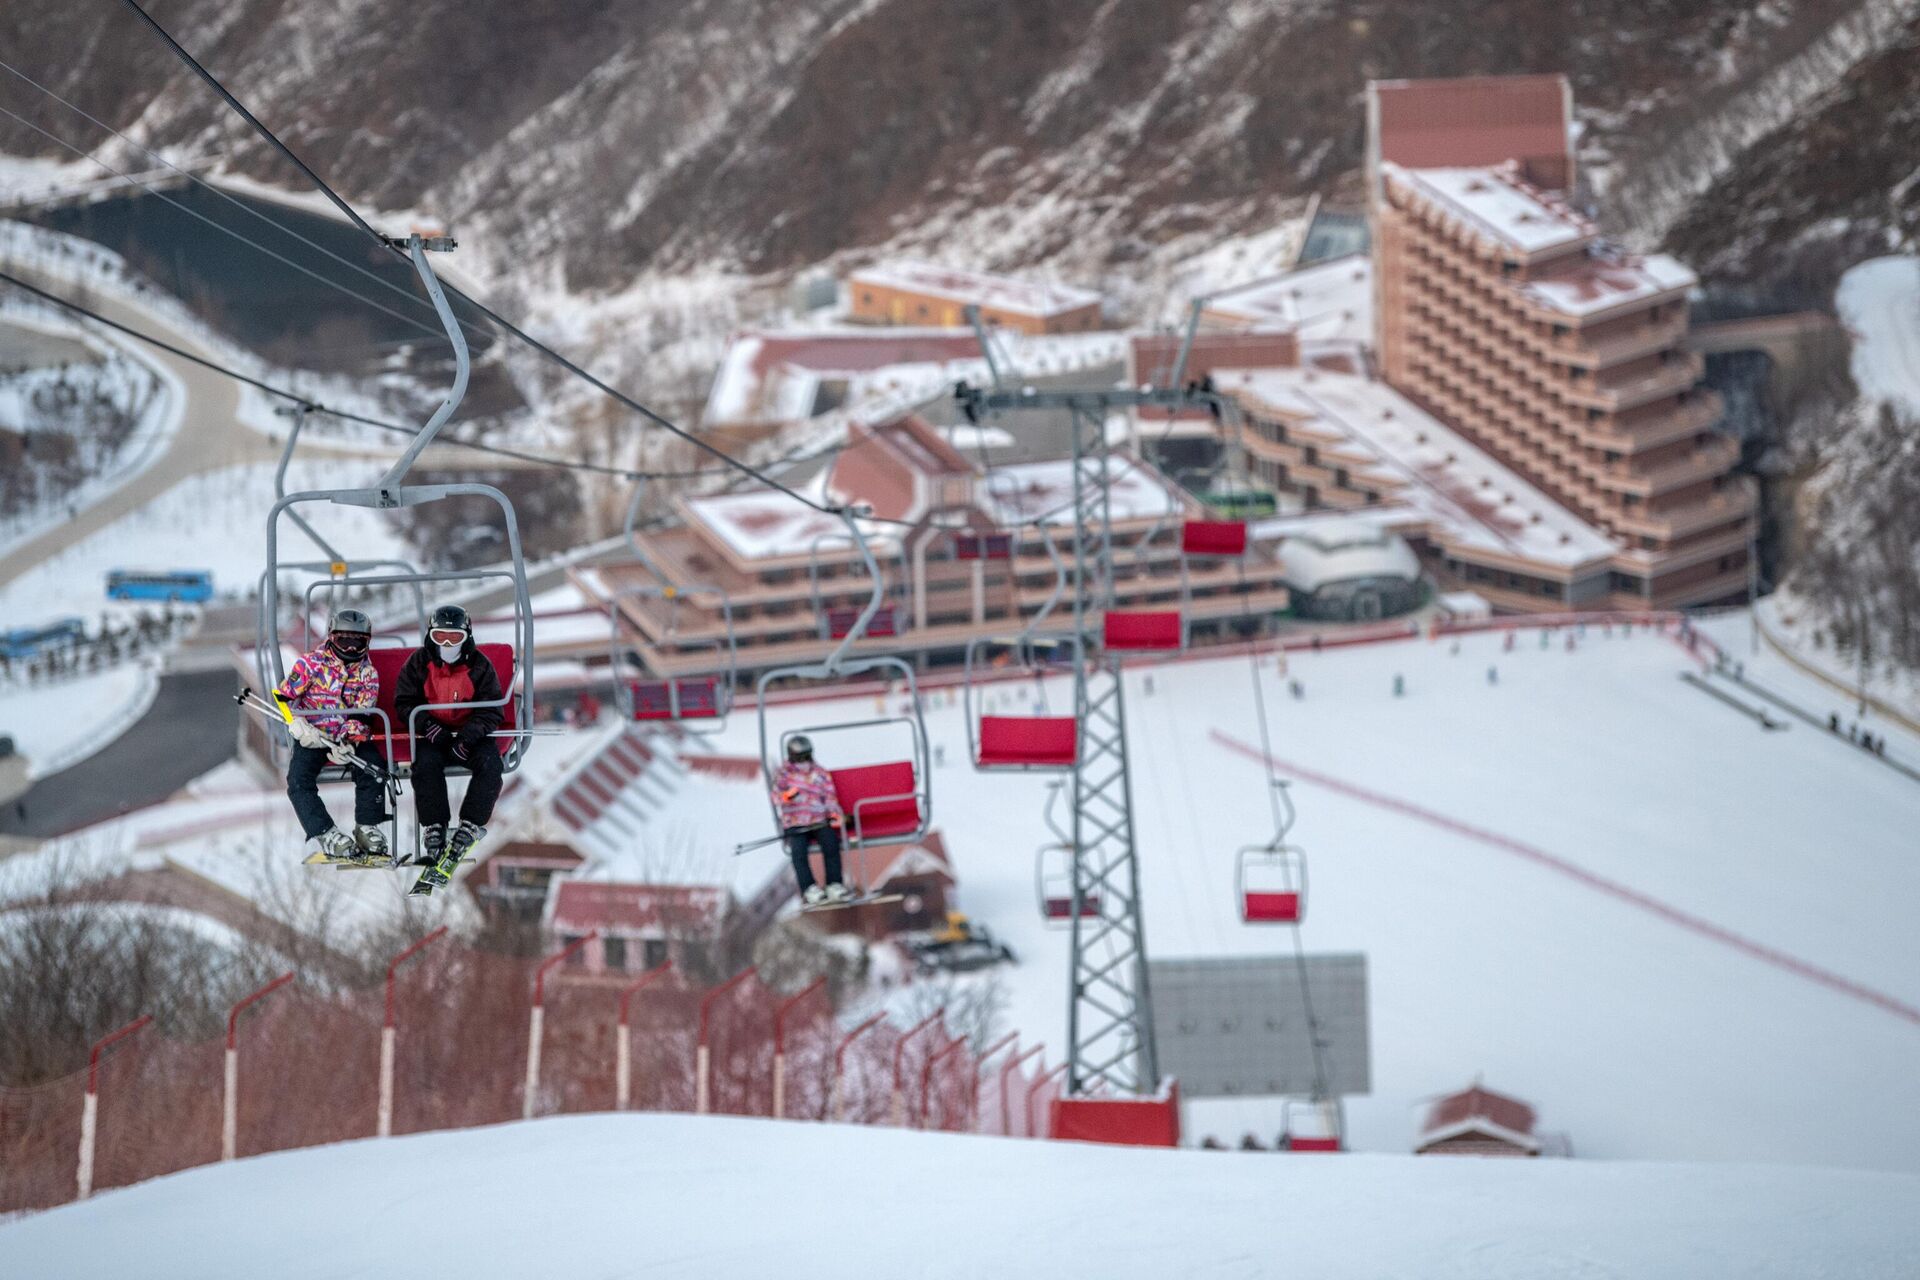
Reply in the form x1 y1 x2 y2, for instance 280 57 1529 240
954 378 1224 1096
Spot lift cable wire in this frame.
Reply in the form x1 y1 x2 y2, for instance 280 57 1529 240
117 0 854 523
0 53 488 343
0 98 456 348
0 265 761 482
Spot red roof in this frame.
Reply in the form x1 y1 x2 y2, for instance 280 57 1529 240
748 332 984 381
849 830 955 893
828 412 977 521
1372 75 1571 190
549 880 730 936
1421 1085 1537 1139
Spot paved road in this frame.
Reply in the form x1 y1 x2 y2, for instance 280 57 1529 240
0 269 280 589
0 669 239 839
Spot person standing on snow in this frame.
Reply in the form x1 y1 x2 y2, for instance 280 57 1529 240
394 604 505 881
770 735 851 907
276 609 388 862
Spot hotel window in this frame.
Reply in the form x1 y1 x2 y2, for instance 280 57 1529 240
603 937 628 973
563 937 587 967
643 939 669 970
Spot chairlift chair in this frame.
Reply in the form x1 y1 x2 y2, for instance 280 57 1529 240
259 234 534 781
607 481 738 724
1237 779 1307 924
757 511 931 892
964 525 1080 771
1100 507 1187 656
1281 1097 1344 1152
809 530 905 640
1033 782 1097 925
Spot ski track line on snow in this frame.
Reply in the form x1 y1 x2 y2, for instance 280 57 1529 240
1210 730 1920 1030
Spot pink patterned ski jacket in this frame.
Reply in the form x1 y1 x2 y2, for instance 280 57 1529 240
275 646 379 740
771 760 843 830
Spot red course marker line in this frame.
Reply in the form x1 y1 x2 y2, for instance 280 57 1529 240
1210 730 1920 1030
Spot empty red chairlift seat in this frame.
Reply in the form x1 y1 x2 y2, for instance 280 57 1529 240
366 643 517 766
629 676 723 720
1181 519 1248 558
827 605 899 639
1102 610 1183 653
1286 1136 1342 1152
1042 893 1101 920
953 532 1013 561
1242 890 1301 924
830 761 921 842
977 715 1078 768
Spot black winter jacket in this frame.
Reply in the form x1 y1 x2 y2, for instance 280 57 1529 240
393 637 504 743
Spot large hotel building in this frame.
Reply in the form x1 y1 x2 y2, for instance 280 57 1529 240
1364 74 1754 610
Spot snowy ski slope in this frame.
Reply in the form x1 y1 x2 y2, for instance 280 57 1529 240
3 1113 1915 1279
715 617 1920 1170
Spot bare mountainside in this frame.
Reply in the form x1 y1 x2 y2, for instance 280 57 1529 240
3 0 1908 303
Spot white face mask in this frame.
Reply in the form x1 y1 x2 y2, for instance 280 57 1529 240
437 641 463 662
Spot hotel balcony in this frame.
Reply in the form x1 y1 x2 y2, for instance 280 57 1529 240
1609 486 1755 545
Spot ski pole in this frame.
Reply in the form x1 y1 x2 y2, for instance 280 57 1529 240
234 687 392 784
733 833 789 856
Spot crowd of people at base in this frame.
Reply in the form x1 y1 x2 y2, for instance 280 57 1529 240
0 608 191 685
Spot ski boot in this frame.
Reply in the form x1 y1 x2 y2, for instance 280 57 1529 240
415 823 447 868
823 882 854 905
306 827 362 865
802 885 828 908
447 821 486 867
353 824 392 864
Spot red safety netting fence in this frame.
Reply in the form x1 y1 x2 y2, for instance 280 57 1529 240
0 936 1057 1215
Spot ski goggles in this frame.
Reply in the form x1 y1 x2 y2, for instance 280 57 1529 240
328 633 370 657
429 627 469 647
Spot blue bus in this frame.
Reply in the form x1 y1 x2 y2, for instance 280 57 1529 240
1 617 85 660
106 569 215 603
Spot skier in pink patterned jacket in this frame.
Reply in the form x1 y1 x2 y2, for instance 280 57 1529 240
274 609 388 862
770 735 851 906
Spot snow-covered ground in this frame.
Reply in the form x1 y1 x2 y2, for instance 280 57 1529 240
0 661 159 780
0 459 414 627
1836 255 1920 417
711 618 1920 1171
4 1113 1916 1279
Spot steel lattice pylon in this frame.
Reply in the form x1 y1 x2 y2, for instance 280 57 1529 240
956 382 1220 1095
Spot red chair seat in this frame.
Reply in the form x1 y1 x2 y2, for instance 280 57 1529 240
830 761 921 842
1042 893 1101 920
1182 519 1248 558
630 677 723 721
367 643 517 767
953 532 1013 561
1287 1136 1341 1152
827 605 899 639
1103 611 1183 652
977 715 1077 768
1242 890 1301 924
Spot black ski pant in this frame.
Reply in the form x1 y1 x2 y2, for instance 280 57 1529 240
783 823 843 892
410 736 503 828
287 742 387 840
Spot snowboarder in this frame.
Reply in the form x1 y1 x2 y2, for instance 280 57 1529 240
394 604 504 882
275 609 388 863
770 734 851 907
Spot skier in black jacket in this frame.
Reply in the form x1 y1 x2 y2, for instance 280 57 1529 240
394 604 504 882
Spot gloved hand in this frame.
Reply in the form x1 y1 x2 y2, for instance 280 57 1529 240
327 739 358 767
286 716 329 750
421 720 446 746
451 738 472 763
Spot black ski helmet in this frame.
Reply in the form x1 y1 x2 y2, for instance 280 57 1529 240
327 608 372 660
786 735 814 763
426 603 471 643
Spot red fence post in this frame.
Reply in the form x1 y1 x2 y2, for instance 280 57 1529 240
616 961 673 1112
380 927 447 1138
830 1012 886 1123
772 977 827 1121
890 1010 944 1127
696 966 758 1116
918 1035 968 1130
1027 1062 1068 1140
1001 1044 1045 1137
524 931 597 1122
223 972 294 1162
972 1033 1019 1134
78 1014 152 1200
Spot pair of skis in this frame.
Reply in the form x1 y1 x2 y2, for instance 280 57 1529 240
300 845 462 895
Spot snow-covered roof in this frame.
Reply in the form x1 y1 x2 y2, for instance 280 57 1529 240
1223 367 1617 569
1383 163 1592 255
702 329 986 427
1204 254 1374 342
976 454 1183 528
1275 516 1423 592
850 260 1101 318
682 490 882 564
1523 252 1696 319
